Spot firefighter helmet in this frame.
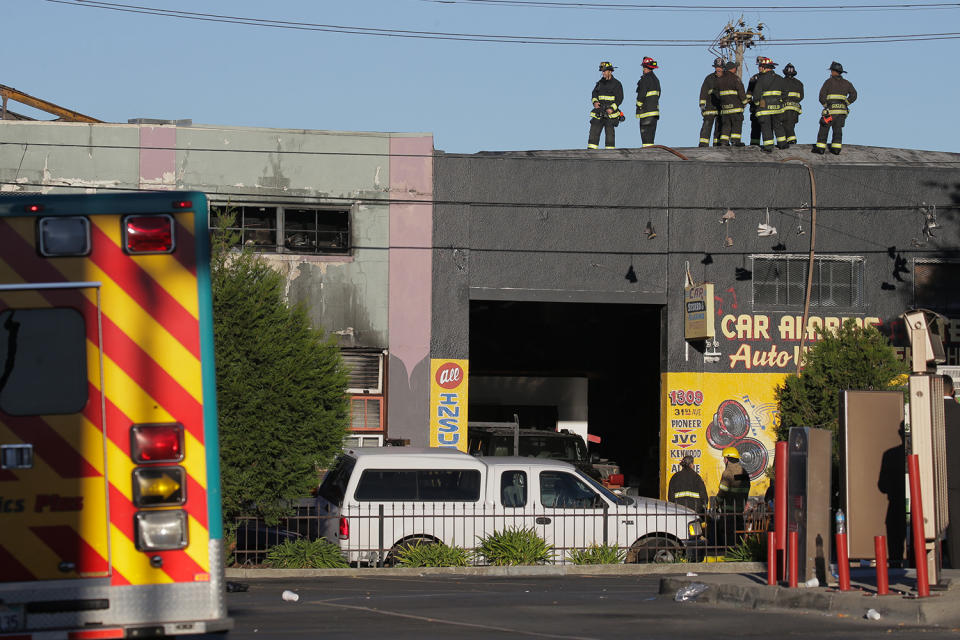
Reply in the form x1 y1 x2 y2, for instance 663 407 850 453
783 63 797 77
713 57 724 68
642 57 658 69
758 57 777 69
724 61 737 72
599 61 615 72
722 446 740 460
829 61 846 74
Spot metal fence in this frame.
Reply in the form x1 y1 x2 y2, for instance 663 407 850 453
231 499 770 567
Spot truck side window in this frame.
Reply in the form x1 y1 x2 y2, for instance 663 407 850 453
500 470 527 508
540 471 601 509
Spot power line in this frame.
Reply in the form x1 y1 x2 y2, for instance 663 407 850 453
44 0 960 45
426 0 960 11
2 179 957 212
3 140 960 166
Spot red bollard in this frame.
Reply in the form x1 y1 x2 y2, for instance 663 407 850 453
874 536 889 595
835 532 851 591
908 454 931 598
788 530 799 588
775 441 788 579
768 531 777 585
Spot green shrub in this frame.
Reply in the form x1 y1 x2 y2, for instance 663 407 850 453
263 539 348 569
724 534 764 562
567 544 626 565
476 527 553 566
394 541 472 568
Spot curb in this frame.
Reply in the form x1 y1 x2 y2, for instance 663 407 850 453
226 561 765 580
659 576 960 627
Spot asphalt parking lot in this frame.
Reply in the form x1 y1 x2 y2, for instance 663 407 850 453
224 574 960 639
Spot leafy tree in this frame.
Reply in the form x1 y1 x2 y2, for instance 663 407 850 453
774 319 907 459
211 211 349 525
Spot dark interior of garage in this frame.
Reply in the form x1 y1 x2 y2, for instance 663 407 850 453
469 300 664 497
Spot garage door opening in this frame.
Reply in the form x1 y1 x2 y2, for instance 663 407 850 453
469 300 663 498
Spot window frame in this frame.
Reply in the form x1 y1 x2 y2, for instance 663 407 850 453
751 254 865 311
349 395 384 432
208 202 353 256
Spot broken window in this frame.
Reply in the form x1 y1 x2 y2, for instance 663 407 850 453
209 204 350 255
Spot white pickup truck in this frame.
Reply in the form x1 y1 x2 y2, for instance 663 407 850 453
316 447 702 565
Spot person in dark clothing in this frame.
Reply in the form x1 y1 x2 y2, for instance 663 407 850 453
745 56 763 146
636 57 661 147
715 62 748 147
813 61 857 155
716 446 752 548
751 57 789 152
780 63 804 145
668 455 708 513
878 426 906 568
588 61 624 150
942 375 960 568
698 58 724 147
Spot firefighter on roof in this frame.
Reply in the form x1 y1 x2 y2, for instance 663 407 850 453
751 57 789 152
588 61 625 150
745 57 763 146
780 63 804 145
636 57 661 147
813 61 857 155
715 61 748 146
698 58 724 147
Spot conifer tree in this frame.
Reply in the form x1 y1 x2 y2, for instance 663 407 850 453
211 213 349 525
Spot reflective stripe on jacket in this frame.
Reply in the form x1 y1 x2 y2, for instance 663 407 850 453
714 70 748 115
752 70 785 117
699 72 719 117
636 71 661 119
591 76 624 119
819 76 856 115
781 76 804 113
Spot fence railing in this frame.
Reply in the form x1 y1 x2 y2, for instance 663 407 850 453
231 500 770 567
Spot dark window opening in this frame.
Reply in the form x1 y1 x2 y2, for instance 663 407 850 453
914 261 960 315
210 204 350 255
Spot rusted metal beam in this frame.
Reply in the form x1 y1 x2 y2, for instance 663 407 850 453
0 84 101 123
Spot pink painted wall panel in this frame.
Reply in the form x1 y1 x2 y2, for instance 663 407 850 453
139 126 176 186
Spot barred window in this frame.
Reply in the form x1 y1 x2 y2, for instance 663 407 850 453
209 204 350 255
752 255 864 309
914 260 960 314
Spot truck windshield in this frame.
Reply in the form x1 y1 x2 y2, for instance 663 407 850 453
491 435 587 462
576 469 632 506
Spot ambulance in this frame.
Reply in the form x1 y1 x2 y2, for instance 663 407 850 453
0 191 230 637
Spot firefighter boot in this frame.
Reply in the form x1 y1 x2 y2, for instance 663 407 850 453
811 145 825 155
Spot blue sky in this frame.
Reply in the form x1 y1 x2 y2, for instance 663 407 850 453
6 0 958 153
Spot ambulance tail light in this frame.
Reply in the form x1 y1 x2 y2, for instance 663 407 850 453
338 516 349 540
124 214 175 254
131 423 184 463
135 510 188 551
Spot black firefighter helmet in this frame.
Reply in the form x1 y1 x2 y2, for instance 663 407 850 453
829 61 846 74
599 61 615 72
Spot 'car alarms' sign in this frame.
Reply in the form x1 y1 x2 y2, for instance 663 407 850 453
430 359 469 451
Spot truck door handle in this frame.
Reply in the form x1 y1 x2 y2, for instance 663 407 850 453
536 517 551 525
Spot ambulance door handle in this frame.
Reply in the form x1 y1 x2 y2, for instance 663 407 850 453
535 517 551 525
58 561 76 573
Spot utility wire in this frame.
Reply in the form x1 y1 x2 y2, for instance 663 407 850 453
45 0 960 45
3 141 960 166
2 179 957 212
426 0 960 11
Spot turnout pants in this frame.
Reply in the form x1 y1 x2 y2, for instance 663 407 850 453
749 109 760 145
781 110 799 144
639 116 658 147
815 113 846 152
720 113 744 145
588 118 617 149
699 114 719 146
758 114 787 149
